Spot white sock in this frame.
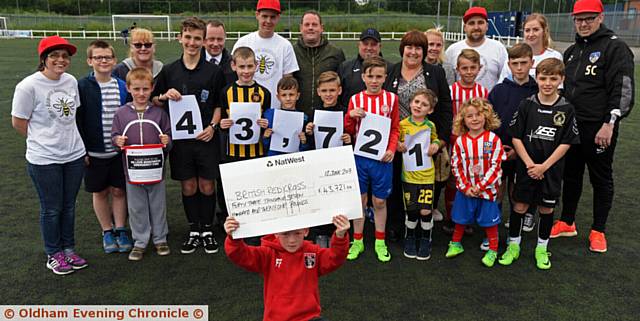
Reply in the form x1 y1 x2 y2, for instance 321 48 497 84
537 238 549 247
509 236 522 245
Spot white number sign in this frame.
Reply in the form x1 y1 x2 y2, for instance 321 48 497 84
229 102 261 145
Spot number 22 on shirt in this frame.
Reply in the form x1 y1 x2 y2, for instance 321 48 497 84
353 112 391 161
168 95 203 140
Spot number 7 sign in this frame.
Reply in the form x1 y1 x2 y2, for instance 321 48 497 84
313 110 343 149
169 95 203 140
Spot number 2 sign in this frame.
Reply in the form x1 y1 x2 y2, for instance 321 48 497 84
353 112 390 161
169 95 203 140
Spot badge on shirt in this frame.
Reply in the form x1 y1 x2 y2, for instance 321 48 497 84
381 104 390 115
483 141 493 154
304 253 316 269
472 164 482 175
553 111 566 126
200 89 209 103
589 51 601 63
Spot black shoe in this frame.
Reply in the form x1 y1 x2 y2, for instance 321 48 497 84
181 232 201 254
387 229 401 243
202 231 219 254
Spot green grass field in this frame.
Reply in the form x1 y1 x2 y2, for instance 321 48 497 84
1 39 639 320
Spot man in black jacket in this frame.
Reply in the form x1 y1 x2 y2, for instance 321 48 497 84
552 0 635 253
202 20 236 85
338 28 392 108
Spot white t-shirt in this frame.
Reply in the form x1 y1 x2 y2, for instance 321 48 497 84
11 72 85 165
232 31 299 108
498 48 564 82
445 38 508 91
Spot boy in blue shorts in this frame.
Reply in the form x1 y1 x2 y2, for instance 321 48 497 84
77 40 131 254
500 58 579 270
397 89 441 260
344 56 400 262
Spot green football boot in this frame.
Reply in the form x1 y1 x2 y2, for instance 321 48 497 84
374 239 391 262
498 243 521 266
347 239 364 261
445 241 464 258
482 250 498 267
535 245 551 270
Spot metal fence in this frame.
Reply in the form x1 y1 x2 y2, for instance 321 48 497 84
1 1 639 45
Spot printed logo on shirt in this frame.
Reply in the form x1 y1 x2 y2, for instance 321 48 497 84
304 253 316 269
201 89 209 103
482 141 493 154
255 48 276 78
46 89 76 123
553 111 566 126
381 104 390 115
589 51 601 64
527 126 557 142
275 258 283 268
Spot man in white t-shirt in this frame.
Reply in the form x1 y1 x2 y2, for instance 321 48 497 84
445 6 508 91
232 0 299 108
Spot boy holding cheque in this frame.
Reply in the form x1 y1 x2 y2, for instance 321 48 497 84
344 56 400 263
396 89 441 260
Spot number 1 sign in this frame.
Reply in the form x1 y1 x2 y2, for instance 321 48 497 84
230 102 261 145
353 112 390 161
402 129 432 171
168 95 203 140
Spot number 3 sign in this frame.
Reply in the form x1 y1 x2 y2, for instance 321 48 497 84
230 102 261 145
169 95 203 140
353 112 390 161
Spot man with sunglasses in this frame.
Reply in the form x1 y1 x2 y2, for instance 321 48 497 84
552 0 635 253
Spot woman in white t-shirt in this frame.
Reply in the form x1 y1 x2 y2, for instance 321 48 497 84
11 36 88 276
500 13 563 81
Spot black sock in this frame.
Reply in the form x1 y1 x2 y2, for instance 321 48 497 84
103 229 114 235
420 214 433 240
200 192 216 227
538 211 554 240
509 209 524 239
405 210 419 238
182 193 200 232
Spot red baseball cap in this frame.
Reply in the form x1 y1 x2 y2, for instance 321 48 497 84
463 7 488 23
256 0 281 13
38 35 77 56
572 0 603 15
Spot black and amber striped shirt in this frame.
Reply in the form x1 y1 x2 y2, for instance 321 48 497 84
220 82 272 158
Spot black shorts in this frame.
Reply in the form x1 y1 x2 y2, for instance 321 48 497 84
84 155 126 192
513 161 562 208
402 182 434 212
169 139 220 181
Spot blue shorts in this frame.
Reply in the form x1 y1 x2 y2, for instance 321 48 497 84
355 155 393 199
451 191 501 227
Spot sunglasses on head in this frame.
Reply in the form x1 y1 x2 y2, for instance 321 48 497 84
133 42 153 49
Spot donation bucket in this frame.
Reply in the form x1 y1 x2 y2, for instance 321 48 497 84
121 119 165 185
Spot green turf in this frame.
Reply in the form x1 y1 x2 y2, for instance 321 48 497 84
1 39 639 320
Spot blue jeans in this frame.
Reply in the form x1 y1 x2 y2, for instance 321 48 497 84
27 157 84 255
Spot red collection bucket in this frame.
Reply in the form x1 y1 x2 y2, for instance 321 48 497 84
121 119 165 185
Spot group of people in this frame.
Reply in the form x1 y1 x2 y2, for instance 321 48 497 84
10 0 634 320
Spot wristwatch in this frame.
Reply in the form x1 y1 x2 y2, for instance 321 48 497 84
210 122 219 130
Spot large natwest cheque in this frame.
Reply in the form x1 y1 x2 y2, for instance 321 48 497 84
220 146 363 238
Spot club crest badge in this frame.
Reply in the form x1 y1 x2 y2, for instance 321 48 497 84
589 51 601 63
382 104 390 115
483 141 493 154
553 111 566 126
304 253 316 269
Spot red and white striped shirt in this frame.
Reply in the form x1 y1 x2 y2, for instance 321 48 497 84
451 130 505 201
344 89 400 153
449 81 489 119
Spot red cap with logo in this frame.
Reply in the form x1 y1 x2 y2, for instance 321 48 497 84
463 7 488 23
572 0 604 15
256 0 281 13
38 35 77 57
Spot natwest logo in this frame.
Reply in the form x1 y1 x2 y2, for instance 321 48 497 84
267 155 306 167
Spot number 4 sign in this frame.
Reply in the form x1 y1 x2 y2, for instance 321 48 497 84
353 112 390 161
169 95 203 140
402 129 432 171
230 102 261 145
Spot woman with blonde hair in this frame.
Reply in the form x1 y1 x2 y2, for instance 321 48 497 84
424 28 455 85
499 13 563 80
113 28 163 81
